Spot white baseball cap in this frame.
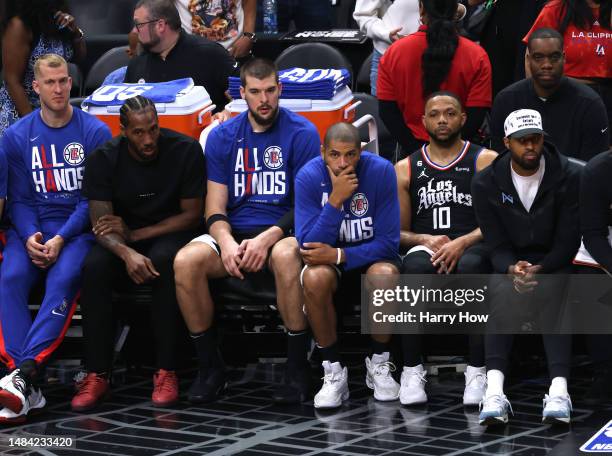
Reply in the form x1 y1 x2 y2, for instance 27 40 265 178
504 109 545 138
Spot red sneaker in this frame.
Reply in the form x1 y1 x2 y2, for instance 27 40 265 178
152 369 178 407
71 373 109 412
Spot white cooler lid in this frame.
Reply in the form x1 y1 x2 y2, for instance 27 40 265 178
227 85 353 113
84 85 212 114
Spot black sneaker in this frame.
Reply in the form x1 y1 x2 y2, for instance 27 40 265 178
272 364 312 404
188 367 227 403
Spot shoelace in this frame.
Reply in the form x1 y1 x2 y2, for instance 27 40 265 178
407 369 427 386
479 394 514 416
75 374 105 394
543 394 572 411
466 372 486 388
321 371 342 385
155 372 177 393
11 373 27 395
373 361 396 377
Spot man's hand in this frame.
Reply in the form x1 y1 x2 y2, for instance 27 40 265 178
26 232 48 268
327 165 358 209
300 242 338 266
219 237 244 279
389 27 403 42
238 233 274 273
228 35 253 58
43 235 65 268
431 237 467 274
508 260 539 293
93 215 131 242
422 234 451 254
123 250 160 285
211 109 232 124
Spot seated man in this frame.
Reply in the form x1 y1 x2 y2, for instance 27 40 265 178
394 91 497 406
473 109 580 426
71 95 205 411
173 58 320 404
0 54 111 423
295 122 401 409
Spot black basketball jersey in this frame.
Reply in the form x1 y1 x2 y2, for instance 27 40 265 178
408 141 483 239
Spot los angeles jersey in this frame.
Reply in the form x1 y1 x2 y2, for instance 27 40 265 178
1 108 111 241
205 107 320 233
409 141 483 239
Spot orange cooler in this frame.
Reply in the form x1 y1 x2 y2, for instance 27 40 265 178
226 86 359 141
83 85 214 139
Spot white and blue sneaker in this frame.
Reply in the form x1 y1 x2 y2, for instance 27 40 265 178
479 394 513 426
542 394 572 424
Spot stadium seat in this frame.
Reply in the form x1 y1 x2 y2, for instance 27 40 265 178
352 92 396 162
356 52 373 94
82 46 130 96
274 42 354 86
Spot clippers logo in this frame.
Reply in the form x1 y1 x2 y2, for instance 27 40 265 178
502 193 514 204
263 146 283 169
63 142 85 166
51 298 69 317
350 193 369 217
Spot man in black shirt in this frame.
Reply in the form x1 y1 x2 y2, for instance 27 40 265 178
490 28 609 161
125 0 236 111
71 95 205 412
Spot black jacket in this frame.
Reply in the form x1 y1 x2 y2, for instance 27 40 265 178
471 142 581 273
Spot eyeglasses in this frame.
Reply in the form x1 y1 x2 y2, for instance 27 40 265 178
133 18 159 31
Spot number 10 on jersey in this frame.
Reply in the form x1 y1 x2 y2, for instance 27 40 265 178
433 207 451 230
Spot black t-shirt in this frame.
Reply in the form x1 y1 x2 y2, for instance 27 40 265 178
490 77 610 161
82 128 206 230
124 32 236 111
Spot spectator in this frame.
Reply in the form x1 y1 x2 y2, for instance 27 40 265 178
578 148 612 404
175 0 256 59
0 54 111 424
395 92 496 406
353 0 420 96
295 122 401 409
378 0 492 158
173 59 320 405
0 0 85 137
71 96 205 412
524 0 612 142
472 109 580 426
125 0 236 112
255 0 333 32
490 28 609 160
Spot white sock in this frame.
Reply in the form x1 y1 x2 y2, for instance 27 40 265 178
371 352 389 363
485 369 505 397
549 377 568 397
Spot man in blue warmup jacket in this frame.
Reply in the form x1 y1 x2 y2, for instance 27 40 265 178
295 122 401 409
0 54 111 423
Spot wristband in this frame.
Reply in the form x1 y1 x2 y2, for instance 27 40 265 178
336 248 342 265
242 31 257 43
206 213 230 231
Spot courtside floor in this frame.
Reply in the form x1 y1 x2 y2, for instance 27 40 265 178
0 362 609 455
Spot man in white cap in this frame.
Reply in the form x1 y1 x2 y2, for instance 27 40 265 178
471 109 581 426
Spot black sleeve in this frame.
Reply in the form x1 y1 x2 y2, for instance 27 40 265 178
123 57 142 83
578 96 610 162
180 140 207 199
489 95 508 153
378 100 421 153
464 107 488 141
275 209 294 236
539 166 581 272
471 172 518 273
82 147 114 201
581 159 612 271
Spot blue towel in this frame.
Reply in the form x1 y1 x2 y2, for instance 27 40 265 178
83 78 194 107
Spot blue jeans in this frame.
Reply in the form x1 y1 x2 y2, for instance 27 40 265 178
370 49 383 96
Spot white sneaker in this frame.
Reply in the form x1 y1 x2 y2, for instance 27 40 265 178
0 370 16 389
399 365 427 406
463 366 487 406
314 361 349 409
0 387 46 425
0 369 28 413
479 393 512 426
542 394 572 424
365 353 400 401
